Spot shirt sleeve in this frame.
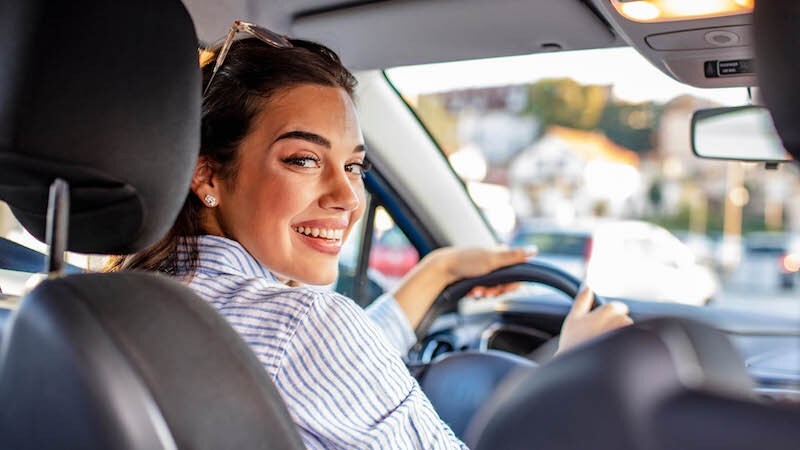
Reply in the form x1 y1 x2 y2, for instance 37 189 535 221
365 293 418 354
274 291 468 450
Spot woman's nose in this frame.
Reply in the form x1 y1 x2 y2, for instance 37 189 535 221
320 169 360 211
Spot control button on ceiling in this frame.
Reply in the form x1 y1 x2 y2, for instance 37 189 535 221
704 30 740 46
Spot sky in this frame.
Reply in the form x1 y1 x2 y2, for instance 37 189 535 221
386 47 750 106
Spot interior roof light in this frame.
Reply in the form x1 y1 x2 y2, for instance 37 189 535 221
612 0 754 23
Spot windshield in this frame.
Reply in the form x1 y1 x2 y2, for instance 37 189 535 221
386 47 800 315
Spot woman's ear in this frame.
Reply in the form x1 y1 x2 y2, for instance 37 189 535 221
191 157 220 208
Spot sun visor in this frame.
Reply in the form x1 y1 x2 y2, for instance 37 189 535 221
291 0 618 70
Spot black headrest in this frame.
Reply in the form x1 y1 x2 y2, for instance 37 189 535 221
0 0 200 254
754 0 800 161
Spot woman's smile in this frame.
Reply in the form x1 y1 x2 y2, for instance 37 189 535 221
291 217 349 255
292 227 345 255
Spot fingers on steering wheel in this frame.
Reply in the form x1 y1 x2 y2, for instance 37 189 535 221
597 300 629 315
468 286 485 297
468 282 521 298
492 247 528 267
570 286 595 316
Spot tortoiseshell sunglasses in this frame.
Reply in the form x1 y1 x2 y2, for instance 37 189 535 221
203 20 293 95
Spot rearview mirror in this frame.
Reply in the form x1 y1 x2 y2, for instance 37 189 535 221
691 106 792 163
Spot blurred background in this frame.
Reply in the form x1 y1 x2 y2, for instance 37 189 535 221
382 47 800 314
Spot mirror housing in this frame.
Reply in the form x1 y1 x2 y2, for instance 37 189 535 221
691 106 792 164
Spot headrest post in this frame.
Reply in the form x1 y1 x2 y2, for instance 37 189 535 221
45 179 70 278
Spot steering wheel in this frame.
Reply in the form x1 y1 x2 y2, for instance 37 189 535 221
410 261 604 438
414 260 603 342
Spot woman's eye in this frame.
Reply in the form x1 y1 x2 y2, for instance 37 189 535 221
283 156 320 168
345 160 372 178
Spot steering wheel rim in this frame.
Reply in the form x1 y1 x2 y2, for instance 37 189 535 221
414 261 602 342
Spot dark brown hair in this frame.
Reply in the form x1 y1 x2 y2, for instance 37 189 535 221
106 37 357 275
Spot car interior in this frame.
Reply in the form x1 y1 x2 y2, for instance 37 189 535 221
1 0 799 449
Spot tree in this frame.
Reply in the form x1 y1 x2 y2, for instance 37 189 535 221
598 101 662 153
525 78 609 130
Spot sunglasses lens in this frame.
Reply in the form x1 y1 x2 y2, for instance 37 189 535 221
205 21 293 95
239 22 292 48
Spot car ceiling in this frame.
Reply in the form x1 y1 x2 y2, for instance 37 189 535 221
182 0 625 69
182 0 755 88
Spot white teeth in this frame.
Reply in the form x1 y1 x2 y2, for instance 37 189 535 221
293 226 345 241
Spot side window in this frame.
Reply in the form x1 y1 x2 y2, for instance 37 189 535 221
0 201 97 297
334 200 420 307
369 207 420 290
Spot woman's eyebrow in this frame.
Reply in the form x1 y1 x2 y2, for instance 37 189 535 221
276 130 367 154
274 130 331 148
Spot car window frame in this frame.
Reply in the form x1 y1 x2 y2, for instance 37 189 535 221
342 156 440 306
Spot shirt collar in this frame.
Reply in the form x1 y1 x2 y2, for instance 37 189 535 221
177 235 279 282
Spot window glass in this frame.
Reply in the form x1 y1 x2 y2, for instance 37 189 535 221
368 206 420 290
333 203 420 306
0 201 97 296
387 47 800 314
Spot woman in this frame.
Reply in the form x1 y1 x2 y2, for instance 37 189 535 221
110 30 632 449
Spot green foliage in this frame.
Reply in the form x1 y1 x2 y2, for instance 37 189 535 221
598 101 663 153
646 202 781 235
526 78 662 154
525 78 609 130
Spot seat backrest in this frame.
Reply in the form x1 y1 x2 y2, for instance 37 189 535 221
420 350 537 439
0 1 304 448
1 272 304 449
465 318 796 450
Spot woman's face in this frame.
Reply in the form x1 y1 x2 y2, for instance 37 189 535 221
207 84 367 285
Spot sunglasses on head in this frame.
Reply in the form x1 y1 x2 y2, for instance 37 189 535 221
203 20 293 96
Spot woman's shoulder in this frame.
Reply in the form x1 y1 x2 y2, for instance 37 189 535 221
189 273 367 373
190 272 364 332
237 277 360 315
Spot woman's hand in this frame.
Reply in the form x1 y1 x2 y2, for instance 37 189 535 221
391 246 536 328
557 287 633 354
428 246 535 282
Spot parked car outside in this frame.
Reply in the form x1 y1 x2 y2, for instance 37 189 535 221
511 219 718 306
728 232 800 291
369 226 420 279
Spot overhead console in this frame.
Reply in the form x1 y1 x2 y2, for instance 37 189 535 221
589 0 756 88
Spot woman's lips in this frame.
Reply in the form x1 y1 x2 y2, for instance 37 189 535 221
292 225 344 255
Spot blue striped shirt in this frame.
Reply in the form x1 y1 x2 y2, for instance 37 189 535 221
177 235 467 449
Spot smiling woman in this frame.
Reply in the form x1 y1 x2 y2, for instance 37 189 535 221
193 83 368 286
106 38 361 279
105 31 630 449
106 35 475 449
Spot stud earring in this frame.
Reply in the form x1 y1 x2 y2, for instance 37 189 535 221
204 194 218 207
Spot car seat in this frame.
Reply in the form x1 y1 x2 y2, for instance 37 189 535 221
466 318 800 450
0 1 303 448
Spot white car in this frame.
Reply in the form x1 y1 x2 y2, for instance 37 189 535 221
511 220 718 305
